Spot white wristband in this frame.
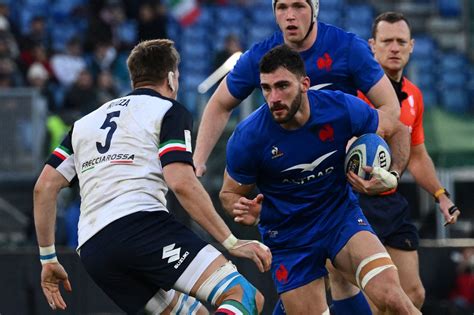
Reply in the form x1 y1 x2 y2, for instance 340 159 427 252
221 234 238 250
371 166 398 189
39 245 59 265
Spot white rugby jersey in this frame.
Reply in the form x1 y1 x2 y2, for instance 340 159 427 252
47 89 194 249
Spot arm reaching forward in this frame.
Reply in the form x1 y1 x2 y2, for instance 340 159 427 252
194 78 241 176
220 169 262 226
163 162 271 272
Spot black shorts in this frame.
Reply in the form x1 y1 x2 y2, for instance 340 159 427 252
79 211 210 314
359 192 419 251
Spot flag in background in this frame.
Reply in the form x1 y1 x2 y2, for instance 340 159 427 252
169 0 201 26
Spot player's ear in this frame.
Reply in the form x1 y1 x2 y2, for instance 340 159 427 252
167 71 176 92
301 76 310 93
368 38 376 53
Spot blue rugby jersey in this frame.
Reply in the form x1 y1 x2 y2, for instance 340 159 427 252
227 22 384 100
226 90 378 248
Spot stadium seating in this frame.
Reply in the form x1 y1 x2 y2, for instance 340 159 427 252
5 0 472 116
437 0 462 17
319 9 342 26
344 5 373 39
440 87 469 113
167 2 469 115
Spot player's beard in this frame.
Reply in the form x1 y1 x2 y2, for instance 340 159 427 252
272 90 303 125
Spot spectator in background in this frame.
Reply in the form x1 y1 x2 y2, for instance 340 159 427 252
137 1 167 41
214 33 242 70
449 247 474 309
87 41 117 80
0 29 19 60
96 70 119 104
19 43 54 79
85 4 113 53
99 0 137 51
63 69 98 115
26 62 56 112
0 56 23 88
0 15 19 57
19 16 51 53
0 0 20 38
51 37 87 87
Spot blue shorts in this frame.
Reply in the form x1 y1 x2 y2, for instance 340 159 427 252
359 192 419 251
269 208 374 294
79 211 209 314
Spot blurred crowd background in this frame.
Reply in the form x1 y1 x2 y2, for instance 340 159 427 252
0 0 472 314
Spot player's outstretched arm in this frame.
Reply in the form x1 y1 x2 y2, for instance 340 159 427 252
34 165 73 310
194 78 241 177
365 74 401 119
408 143 461 226
163 163 271 272
220 169 261 226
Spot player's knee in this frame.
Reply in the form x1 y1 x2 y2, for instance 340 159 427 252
378 288 405 310
407 284 425 309
367 275 410 312
195 261 260 314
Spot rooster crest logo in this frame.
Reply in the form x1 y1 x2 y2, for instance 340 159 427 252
317 53 333 71
271 146 284 159
275 264 289 284
319 124 334 142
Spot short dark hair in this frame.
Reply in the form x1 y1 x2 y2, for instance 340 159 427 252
259 44 306 77
372 12 412 39
127 39 180 88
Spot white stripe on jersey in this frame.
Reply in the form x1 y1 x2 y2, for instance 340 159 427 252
54 147 71 158
159 141 187 153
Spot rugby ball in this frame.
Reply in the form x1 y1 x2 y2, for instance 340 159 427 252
345 133 391 180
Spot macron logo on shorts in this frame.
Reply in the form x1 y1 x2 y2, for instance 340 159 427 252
162 243 181 263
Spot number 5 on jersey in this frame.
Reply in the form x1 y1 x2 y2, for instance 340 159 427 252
96 111 121 154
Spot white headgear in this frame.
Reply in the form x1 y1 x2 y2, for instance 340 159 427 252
272 0 319 22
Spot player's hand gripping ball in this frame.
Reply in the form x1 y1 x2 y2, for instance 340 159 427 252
345 133 391 180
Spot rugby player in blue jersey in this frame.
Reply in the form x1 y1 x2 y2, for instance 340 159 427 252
194 0 400 178
220 45 421 315
195 0 402 313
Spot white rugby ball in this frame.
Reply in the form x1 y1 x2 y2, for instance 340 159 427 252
345 133 391 180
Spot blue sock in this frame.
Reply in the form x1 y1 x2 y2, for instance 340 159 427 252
332 291 372 315
272 298 286 315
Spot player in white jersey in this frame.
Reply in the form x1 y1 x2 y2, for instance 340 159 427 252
33 39 272 315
